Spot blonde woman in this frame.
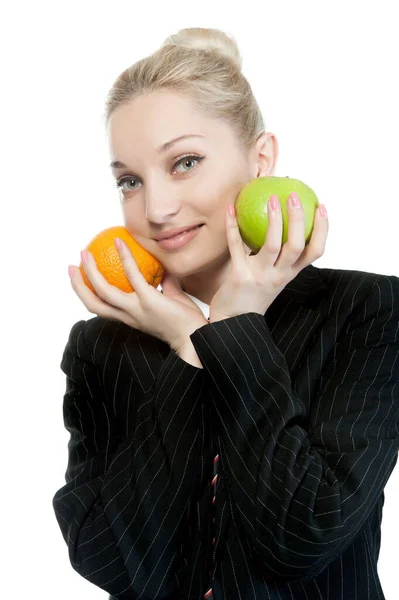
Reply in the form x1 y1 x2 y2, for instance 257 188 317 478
53 27 399 600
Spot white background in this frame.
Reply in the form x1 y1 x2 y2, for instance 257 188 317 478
1 1 398 598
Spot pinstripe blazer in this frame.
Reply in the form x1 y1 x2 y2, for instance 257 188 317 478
52 264 399 600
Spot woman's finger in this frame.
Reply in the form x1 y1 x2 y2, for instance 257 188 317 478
80 248 130 310
274 194 306 269
226 205 250 273
80 239 149 313
257 196 284 265
292 205 329 271
70 266 132 323
114 238 151 299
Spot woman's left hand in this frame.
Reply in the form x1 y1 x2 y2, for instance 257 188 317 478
208 193 329 323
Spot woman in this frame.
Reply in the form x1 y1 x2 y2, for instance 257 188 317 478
52 27 399 600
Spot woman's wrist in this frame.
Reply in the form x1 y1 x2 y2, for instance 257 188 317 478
175 340 203 369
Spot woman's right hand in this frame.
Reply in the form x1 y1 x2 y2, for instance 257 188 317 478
70 241 209 352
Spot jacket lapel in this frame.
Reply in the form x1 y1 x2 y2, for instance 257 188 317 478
265 264 330 378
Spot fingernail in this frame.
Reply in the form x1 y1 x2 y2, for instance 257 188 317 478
319 204 327 218
289 192 301 209
68 265 75 279
114 237 122 250
81 249 89 263
269 195 279 210
228 204 236 218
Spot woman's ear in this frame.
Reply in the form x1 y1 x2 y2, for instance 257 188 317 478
255 132 279 178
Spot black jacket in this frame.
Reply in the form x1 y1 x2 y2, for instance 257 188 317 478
52 265 399 599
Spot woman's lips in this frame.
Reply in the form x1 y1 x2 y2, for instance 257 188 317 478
156 224 204 250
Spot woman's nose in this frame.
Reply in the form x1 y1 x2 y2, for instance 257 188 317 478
144 196 181 224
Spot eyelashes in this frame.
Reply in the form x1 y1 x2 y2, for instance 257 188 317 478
114 154 205 194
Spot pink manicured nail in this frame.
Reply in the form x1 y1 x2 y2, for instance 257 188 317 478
319 204 327 218
269 195 279 210
68 265 75 279
289 192 301 208
81 249 89 263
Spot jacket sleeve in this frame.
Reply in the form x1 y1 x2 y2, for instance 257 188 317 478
52 319 205 599
189 274 399 582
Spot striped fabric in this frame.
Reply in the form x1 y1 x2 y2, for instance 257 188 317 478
52 265 399 599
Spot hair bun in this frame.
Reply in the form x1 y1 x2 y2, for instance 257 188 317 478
161 27 242 70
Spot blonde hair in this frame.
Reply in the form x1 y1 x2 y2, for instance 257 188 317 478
104 27 265 154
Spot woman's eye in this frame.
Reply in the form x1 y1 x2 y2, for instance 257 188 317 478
115 154 204 194
116 177 139 193
174 155 203 174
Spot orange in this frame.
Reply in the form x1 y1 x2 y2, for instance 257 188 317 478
79 226 165 294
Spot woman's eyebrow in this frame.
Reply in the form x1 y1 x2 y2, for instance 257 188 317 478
109 134 206 170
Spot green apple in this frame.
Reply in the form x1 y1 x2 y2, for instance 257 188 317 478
235 176 319 254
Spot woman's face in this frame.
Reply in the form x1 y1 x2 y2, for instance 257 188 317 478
107 91 278 303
